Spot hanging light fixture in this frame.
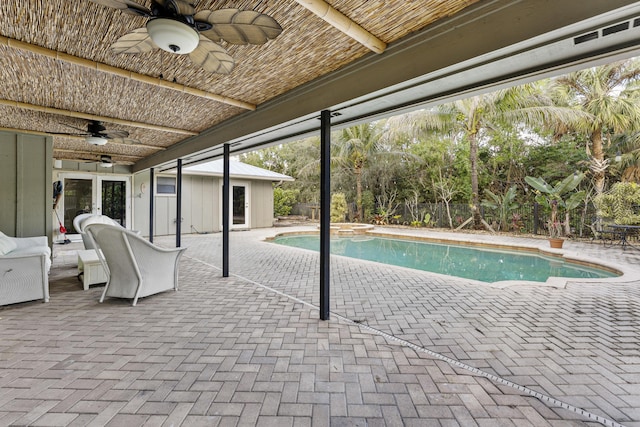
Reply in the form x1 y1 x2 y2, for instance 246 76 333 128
86 136 108 146
100 155 114 168
146 18 199 54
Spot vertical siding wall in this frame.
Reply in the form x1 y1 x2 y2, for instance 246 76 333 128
0 132 52 243
250 180 275 228
133 172 220 236
184 175 218 234
133 172 275 236
132 171 151 237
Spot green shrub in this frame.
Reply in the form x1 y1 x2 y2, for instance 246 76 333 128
594 182 640 224
273 187 299 217
423 212 432 227
361 190 375 222
331 193 348 223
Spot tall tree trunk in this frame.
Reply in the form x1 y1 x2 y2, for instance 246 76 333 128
355 167 363 222
469 132 482 228
591 129 606 194
445 200 453 229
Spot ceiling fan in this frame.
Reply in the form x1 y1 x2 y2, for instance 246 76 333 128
73 154 129 168
50 120 136 146
91 0 283 74
98 154 115 167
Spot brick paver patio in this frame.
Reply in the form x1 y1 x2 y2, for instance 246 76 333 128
1 226 639 426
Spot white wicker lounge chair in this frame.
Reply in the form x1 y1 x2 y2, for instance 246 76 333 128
73 214 123 249
85 224 186 306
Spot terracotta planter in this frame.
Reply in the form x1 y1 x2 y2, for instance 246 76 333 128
548 238 564 249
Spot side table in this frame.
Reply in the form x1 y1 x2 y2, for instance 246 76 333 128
77 249 108 290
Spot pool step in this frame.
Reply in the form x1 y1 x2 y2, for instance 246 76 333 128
337 229 355 235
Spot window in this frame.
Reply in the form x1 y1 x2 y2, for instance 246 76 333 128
157 176 176 195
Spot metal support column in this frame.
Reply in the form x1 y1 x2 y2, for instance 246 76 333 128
319 110 331 320
222 144 230 277
149 167 154 243
176 158 182 247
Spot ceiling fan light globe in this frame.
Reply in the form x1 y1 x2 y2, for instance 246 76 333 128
100 154 114 167
86 136 108 146
147 18 199 54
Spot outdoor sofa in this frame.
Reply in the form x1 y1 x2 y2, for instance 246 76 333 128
0 231 50 305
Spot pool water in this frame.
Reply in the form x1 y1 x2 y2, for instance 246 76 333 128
272 235 617 283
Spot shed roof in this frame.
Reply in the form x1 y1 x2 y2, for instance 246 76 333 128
181 159 293 182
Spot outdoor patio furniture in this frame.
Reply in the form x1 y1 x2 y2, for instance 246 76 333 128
73 213 130 249
77 249 108 290
605 224 640 249
0 232 50 305
84 224 186 306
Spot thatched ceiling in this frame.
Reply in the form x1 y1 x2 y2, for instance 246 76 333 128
0 0 638 168
0 0 479 166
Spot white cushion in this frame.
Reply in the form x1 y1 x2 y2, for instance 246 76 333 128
0 231 17 255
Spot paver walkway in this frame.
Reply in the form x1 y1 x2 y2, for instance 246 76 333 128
1 227 639 426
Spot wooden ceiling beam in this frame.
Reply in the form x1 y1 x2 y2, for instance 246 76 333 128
0 126 167 150
0 99 197 136
294 0 387 54
54 148 143 159
0 35 256 111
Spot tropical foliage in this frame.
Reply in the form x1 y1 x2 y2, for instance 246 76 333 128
481 186 519 232
241 58 640 233
594 182 640 225
525 173 586 237
330 193 348 223
549 60 640 194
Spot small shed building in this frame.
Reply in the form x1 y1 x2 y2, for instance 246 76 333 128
133 160 293 236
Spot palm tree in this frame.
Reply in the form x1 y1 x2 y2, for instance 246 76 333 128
614 131 640 182
333 123 383 222
391 82 582 228
551 59 640 194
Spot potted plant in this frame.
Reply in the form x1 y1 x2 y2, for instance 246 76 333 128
525 172 586 248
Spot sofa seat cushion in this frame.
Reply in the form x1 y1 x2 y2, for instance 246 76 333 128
10 246 50 257
0 232 18 255
1 235 52 272
5 246 52 272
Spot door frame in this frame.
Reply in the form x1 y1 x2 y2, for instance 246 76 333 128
57 172 132 235
220 180 251 230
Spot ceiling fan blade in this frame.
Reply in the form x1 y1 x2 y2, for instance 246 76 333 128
102 129 130 139
111 28 157 54
48 131 90 137
189 36 235 74
107 137 141 145
90 0 150 16
195 9 283 45
59 122 91 133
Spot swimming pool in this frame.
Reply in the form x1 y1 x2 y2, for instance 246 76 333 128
271 234 618 283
